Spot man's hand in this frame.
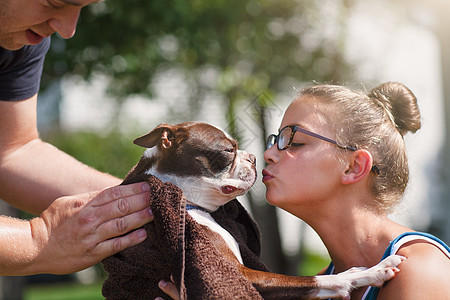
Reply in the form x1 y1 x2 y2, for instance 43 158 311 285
24 182 153 275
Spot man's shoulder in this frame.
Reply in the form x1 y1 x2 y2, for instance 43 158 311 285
0 38 51 101
0 38 51 70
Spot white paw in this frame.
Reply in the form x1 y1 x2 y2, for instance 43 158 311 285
367 255 406 286
377 254 406 270
317 255 406 299
353 255 406 288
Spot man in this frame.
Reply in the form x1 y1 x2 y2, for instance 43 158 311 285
0 0 153 275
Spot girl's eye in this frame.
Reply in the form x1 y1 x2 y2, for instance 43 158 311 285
290 143 305 147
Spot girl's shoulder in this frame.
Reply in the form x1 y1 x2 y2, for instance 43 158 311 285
377 232 450 299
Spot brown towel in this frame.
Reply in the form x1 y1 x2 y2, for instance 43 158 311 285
102 175 268 299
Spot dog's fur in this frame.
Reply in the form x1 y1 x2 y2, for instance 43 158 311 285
110 121 404 299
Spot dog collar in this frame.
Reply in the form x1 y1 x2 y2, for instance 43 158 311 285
185 204 210 213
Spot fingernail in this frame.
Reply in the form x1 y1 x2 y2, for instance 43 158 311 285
148 208 153 216
155 297 164 300
137 229 147 239
159 280 167 288
142 182 150 192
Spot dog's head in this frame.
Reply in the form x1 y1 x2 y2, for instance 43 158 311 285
128 122 257 212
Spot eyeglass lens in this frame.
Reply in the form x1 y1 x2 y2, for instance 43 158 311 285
278 127 291 149
266 127 292 150
266 134 276 150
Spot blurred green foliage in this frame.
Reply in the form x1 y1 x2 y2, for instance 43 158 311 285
299 251 330 276
43 0 352 102
45 131 143 180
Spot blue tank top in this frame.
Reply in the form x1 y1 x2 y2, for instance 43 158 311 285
324 232 450 300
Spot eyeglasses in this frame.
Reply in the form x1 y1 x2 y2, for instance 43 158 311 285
266 125 357 151
266 125 380 175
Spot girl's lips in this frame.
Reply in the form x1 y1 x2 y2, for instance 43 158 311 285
262 169 274 182
26 30 44 45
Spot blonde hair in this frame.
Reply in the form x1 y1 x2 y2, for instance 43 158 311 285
300 82 421 212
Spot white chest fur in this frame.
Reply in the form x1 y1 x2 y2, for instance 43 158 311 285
187 209 243 264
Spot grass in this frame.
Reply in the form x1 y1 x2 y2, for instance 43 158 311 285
24 282 104 300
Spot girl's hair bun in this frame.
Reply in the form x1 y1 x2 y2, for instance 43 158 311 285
367 82 421 135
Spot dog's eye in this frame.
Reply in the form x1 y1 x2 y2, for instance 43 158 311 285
224 148 235 153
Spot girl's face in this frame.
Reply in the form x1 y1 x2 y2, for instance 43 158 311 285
263 98 347 217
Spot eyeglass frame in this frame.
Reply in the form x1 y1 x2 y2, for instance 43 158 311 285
266 125 380 175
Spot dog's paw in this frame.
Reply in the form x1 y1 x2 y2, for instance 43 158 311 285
377 254 406 270
317 255 405 298
352 255 406 288
367 255 405 287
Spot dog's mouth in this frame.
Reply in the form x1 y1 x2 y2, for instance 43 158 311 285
222 185 240 194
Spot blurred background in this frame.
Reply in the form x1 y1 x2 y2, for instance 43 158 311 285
2 0 450 298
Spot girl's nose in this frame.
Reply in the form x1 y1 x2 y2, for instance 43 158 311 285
263 144 278 164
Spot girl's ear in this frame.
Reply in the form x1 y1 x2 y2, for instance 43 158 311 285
341 149 373 184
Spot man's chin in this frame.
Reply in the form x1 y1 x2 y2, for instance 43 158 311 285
0 37 26 50
1 44 26 50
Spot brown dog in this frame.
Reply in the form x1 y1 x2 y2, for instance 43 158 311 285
105 122 404 299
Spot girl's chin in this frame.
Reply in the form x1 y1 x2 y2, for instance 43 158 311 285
265 191 282 206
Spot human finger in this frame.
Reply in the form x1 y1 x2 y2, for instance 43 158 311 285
92 227 148 257
95 207 153 240
90 182 150 206
98 191 152 222
158 279 180 300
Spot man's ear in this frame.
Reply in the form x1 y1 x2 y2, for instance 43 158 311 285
341 149 373 184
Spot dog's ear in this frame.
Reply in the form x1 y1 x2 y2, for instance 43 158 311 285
133 123 174 148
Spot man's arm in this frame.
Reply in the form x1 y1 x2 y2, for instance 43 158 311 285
0 94 154 275
0 95 121 214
